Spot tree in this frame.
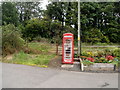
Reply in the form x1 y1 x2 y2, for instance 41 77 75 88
0 4 2 26
46 2 78 39
80 2 120 43
2 2 19 26
16 2 42 25
46 2 64 26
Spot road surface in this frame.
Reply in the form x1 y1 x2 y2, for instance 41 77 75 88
1 63 118 88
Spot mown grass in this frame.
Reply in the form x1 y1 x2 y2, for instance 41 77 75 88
3 42 56 67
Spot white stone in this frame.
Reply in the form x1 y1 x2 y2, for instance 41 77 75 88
61 64 74 68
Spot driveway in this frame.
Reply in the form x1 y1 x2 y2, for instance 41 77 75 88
1 63 118 88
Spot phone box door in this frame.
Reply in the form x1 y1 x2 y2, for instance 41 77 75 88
62 33 74 64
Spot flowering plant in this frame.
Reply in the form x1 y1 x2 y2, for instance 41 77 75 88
87 52 94 56
86 57 95 62
106 55 114 60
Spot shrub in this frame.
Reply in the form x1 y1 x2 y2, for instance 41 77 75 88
82 28 110 44
23 18 50 41
2 24 25 56
107 28 120 43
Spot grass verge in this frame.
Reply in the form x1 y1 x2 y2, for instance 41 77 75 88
3 42 56 68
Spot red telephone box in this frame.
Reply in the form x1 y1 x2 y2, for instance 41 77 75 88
62 33 74 64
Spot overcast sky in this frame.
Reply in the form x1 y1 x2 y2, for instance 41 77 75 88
40 0 49 10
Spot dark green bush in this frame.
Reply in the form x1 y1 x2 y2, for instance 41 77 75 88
82 28 110 44
23 18 49 41
2 24 25 56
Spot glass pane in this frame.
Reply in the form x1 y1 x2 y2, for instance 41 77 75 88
64 39 72 59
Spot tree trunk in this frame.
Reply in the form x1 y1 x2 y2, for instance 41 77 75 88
56 43 58 55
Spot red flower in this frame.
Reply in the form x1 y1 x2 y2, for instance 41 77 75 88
87 57 95 62
106 56 114 60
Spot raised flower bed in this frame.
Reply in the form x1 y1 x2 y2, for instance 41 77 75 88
80 49 120 72
83 63 116 71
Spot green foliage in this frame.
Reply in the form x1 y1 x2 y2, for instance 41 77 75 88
111 57 120 68
0 5 2 26
16 2 42 25
106 28 120 43
82 28 109 44
2 2 18 26
2 24 25 56
23 18 48 41
80 2 119 43
112 48 120 57
82 48 120 57
74 53 78 58
50 20 63 44
46 2 77 40
82 60 94 66
2 2 120 44
23 18 74 44
95 42 109 46
94 57 108 63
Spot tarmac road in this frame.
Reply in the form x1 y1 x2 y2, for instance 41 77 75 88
1 63 118 88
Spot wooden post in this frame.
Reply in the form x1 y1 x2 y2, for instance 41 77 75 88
56 43 58 55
